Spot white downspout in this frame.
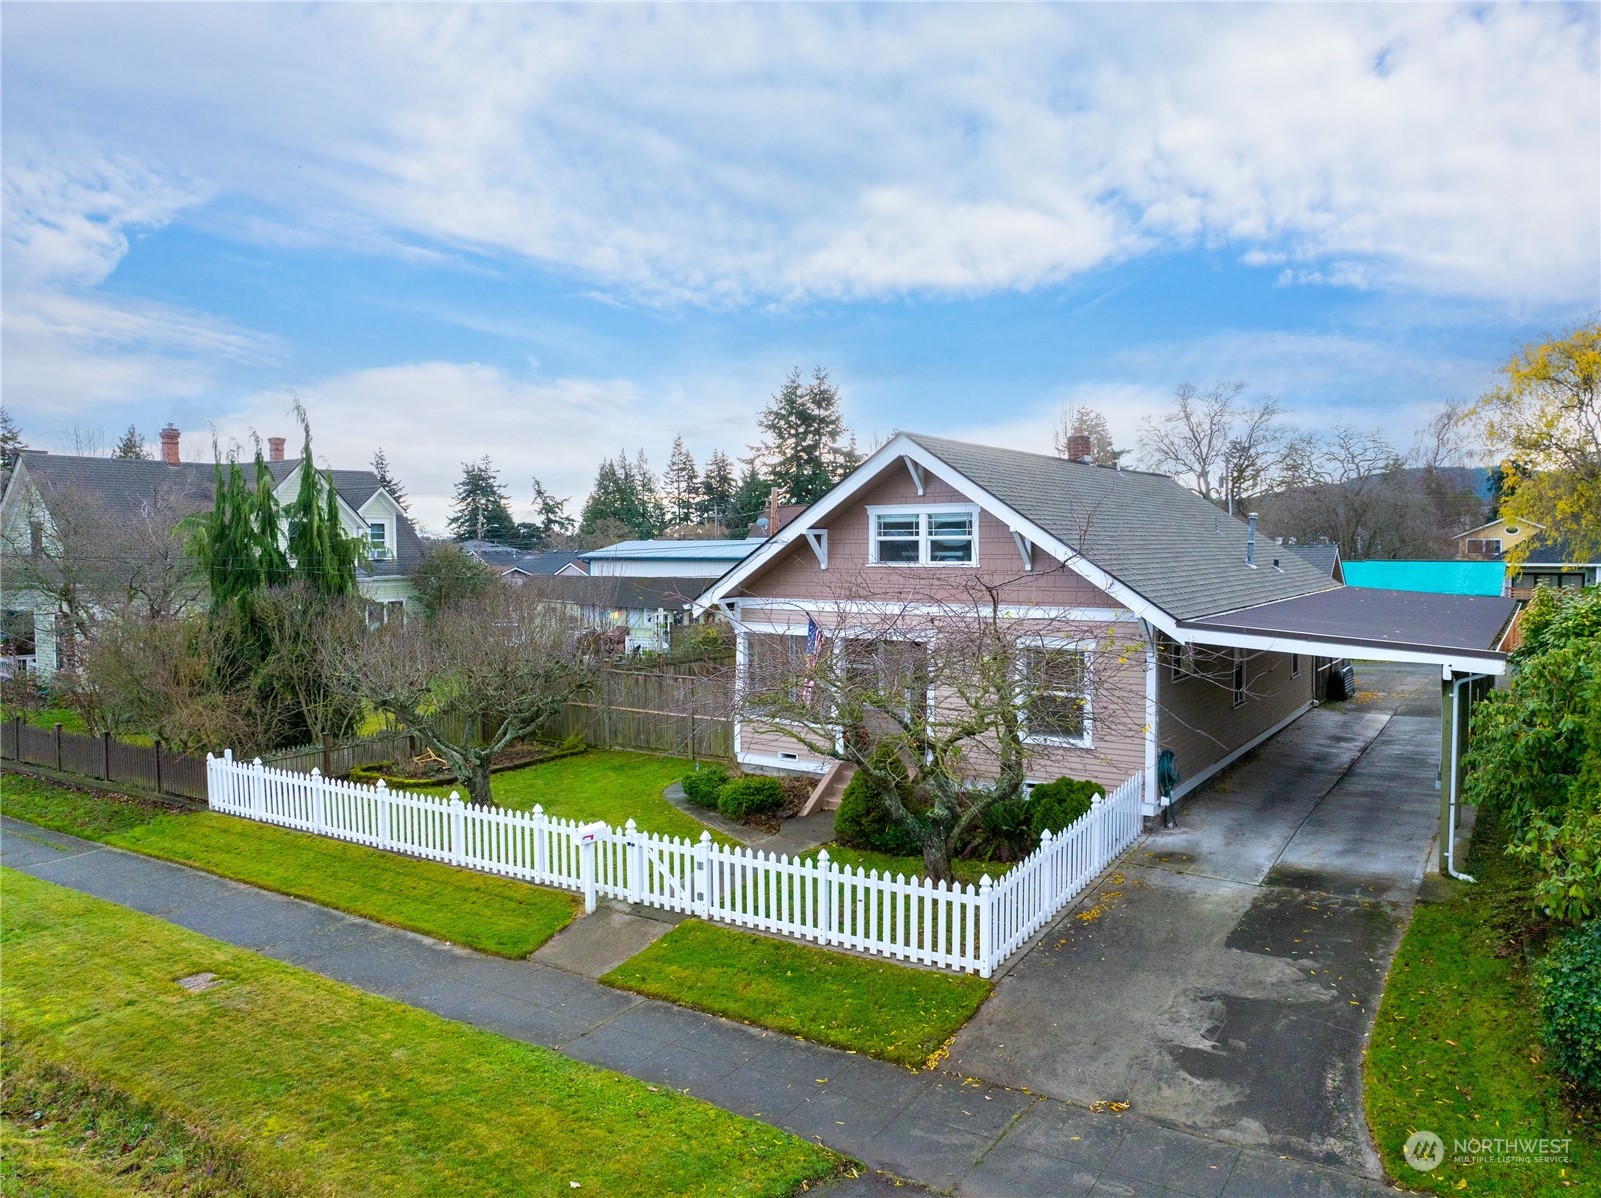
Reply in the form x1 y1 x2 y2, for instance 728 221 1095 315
1446 672 1485 883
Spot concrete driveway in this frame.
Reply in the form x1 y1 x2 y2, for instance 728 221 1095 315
948 665 1442 1177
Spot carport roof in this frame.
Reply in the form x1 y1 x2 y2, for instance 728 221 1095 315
1178 586 1519 674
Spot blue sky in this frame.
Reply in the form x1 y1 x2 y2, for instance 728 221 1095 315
3 3 1597 533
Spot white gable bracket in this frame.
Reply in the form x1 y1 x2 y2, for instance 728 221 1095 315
905 457 926 496
1011 530 1034 572
803 529 829 570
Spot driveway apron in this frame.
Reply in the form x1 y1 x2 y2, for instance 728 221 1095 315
947 667 1442 1178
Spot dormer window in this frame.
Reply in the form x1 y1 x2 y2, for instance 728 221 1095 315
868 505 977 566
368 522 388 559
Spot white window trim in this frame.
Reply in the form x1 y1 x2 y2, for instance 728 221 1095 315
1290 652 1301 679
865 502 980 568
1165 634 1193 684
1232 647 1247 708
1019 636 1093 749
367 520 391 561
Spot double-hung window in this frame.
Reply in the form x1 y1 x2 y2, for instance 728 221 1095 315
1232 648 1247 708
746 631 821 714
368 522 388 559
1021 644 1091 746
869 506 977 566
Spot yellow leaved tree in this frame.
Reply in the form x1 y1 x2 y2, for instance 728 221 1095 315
1469 321 1601 566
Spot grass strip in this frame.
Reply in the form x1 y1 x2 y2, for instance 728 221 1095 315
601 919 991 1068
1363 807 1598 1195
2 774 578 959
2 1056 266 1197
2 868 840 1197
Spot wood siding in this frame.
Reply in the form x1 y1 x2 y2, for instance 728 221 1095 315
1156 645 1314 787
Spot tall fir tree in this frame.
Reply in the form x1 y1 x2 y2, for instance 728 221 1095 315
519 477 574 548
113 424 150 460
0 408 24 471
286 414 364 599
729 464 773 538
699 449 737 532
579 450 663 539
447 456 518 543
662 436 701 528
754 366 858 505
370 447 409 512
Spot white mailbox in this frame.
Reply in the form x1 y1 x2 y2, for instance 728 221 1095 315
578 821 607 846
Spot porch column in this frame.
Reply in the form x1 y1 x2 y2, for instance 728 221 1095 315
1142 623 1159 817
1440 668 1454 876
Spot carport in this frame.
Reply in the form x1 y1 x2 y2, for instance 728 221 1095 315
1174 585 1520 878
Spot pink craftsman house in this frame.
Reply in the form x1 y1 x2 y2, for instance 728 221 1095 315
695 432 1346 818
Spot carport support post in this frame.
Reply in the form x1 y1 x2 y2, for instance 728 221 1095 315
1440 669 1453 876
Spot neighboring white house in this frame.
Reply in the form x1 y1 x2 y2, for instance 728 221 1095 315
580 539 757 578
1 427 422 679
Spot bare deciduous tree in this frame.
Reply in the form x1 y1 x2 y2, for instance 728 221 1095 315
326 587 594 805
1138 382 1284 509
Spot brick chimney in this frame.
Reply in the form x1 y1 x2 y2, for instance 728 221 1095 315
267 436 286 462
159 425 181 466
1065 432 1093 462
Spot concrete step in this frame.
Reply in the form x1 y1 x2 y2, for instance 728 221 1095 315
799 761 855 817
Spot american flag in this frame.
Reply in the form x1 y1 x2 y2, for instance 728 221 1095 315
800 616 824 705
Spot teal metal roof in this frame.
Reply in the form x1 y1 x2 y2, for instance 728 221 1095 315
1342 560 1506 597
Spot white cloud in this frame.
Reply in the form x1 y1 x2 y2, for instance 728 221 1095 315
2 146 275 413
3 4 1594 308
208 362 769 536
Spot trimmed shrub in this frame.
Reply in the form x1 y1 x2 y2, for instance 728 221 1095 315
1535 919 1601 1097
717 776 785 821
834 767 922 857
1027 776 1104 839
964 795 1038 863
680 765 729 810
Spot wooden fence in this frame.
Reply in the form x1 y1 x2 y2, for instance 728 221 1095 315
551 665 733 760
2 718 208 801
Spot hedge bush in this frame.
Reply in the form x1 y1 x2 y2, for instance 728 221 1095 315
1535 918 1601 1097
717 776 785 821
964 795 1037 862
835 768 922 857
680 766 729 810
1027 776 1104 839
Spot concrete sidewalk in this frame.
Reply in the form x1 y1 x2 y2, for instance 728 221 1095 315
1 815 1382 1195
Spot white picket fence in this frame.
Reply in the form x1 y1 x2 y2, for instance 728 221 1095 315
206 750 1144 977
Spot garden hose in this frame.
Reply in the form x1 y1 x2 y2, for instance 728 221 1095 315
1157 748 1180 829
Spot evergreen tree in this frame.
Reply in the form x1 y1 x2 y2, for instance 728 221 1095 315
113 424 150 460
754 366 858 506
728 464 773 538
447 456 518 543
0 408 25 471
699 449 737 532
516 477 575 549
286 416 364 599
371 447 409 512
663 436 701 527
579 450 664 539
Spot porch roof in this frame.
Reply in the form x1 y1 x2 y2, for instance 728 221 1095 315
1177 586 1519 675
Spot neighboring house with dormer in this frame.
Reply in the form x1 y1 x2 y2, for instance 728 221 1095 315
696 432 1517 819
1 426 421 678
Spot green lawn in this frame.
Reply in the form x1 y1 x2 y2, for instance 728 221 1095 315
1 705 90 734
1 773 578 958
1364 807 1598 1195
602 919 992 1068
2 869 839 1197
794 843 1014 888
455 750 726 843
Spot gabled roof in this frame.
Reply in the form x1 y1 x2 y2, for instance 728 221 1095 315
1287 541 1342 580
581 539 757 562
8 450 423 577
1454 517 1543 539
532 574 709 611
701 433 1338 627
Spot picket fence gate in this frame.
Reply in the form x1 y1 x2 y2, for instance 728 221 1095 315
206 752 1144 977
